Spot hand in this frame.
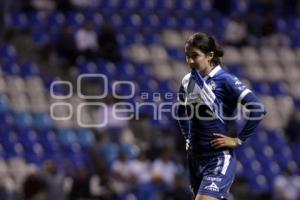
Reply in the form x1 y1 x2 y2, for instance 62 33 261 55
210 133 240 149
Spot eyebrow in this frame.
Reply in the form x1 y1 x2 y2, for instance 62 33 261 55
186 51 200 57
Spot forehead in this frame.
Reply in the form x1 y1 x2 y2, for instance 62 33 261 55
185 45 204 55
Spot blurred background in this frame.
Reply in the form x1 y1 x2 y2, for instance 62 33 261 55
0 0 300 200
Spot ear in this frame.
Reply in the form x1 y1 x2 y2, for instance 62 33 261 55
207 51 214 61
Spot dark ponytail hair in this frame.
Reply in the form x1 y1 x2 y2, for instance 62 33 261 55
185 32 223 66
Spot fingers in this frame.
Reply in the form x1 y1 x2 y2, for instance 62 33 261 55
210 138 225 149
213 133 226 138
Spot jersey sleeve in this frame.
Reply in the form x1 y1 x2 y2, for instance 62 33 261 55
226 74 267 142
225 75 252 104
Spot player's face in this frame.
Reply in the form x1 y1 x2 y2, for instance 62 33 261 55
185 46 213 73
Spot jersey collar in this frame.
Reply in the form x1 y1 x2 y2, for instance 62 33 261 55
208 65 222 78
203 65 222 80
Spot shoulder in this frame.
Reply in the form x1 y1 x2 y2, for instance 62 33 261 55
217 71 243 87
217 70 237 81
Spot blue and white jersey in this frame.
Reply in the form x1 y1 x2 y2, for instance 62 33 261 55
176 65 266 154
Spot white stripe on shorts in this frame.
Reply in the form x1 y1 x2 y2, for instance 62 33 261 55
221 150 231 175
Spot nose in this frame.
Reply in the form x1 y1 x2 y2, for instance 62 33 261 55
187 57 194 64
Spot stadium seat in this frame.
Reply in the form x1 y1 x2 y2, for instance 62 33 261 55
58 128 78 147
77 128 95 148
0 94 10 113
223 46 242 64
10 93 30 112
99 142 120 165
6 12 28 30
162 30 184 48
20 62 39 77
241 47 260 63
66 12 85 28
14 111 33 129
0 76 7 94
127 44 151 63
0 112 14 128
245 63 265 80
79 61 98 74
166 47 186 61
32 112 53 129
47 12 66 27
195 17 213 33
0 44 17 61
152 61 173 80
148 44 168 62
27 11 47 29
278 47 296 63
1 62 20 76
6 76 26 94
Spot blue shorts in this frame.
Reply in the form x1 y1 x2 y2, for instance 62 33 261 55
187 150 236 200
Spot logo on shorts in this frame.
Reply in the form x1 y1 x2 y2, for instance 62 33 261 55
204 182 219 192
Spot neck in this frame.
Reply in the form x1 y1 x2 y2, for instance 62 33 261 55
198 64 215 76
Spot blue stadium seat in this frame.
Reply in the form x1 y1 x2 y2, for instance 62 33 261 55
120 144 139 160
97 61 117 78
194 1 212 13
116 62 136 80
32 112 53 129
109 13 124 29
27 11 47 29
66 12 85 28
225 64 245 77
0 94 10 113
166 47 186 61
20 62 39 77
269 81 289 96
78 61 98 74
158 79 176 94
195 17 213 33
0 112 15 128
18 129 39 148
160 15 178 29
32 29 50 46
47 12 66 28
141 14 160 30
14 111 33 129
77 128 95 147
84 12 102 31
7 12 28 30
143 31 162 44
123 14 142 29
178 16 196 30
137 1 156 12
0 130 20 158
58 128 77 147
2 62 20 76
248 174 270 193
276 18 287 33
251 81 271 95
0 44 18 61
38 129 60 156
100 142 120 165
135 63 153 78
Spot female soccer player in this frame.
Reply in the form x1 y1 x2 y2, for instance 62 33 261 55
176 32 266 200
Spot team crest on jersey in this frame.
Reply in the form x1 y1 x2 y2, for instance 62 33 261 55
208 80 216 90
